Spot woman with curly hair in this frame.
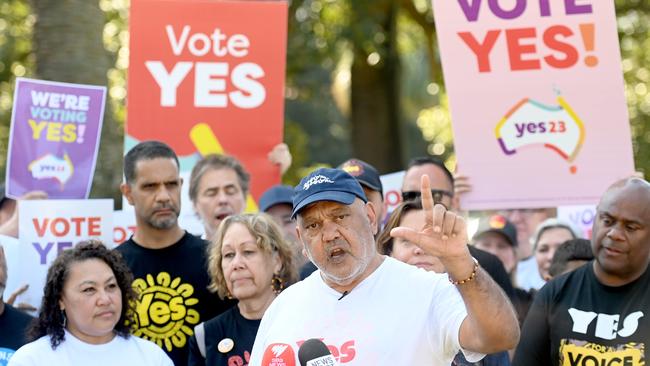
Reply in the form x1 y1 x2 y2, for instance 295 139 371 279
188 213 297 366
9 240 172 366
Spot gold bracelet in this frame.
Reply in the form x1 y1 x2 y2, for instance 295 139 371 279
448 257 479 286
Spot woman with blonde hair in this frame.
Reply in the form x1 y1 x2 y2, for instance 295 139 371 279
188 213 297 366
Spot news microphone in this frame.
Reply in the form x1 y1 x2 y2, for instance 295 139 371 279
298 339 338 366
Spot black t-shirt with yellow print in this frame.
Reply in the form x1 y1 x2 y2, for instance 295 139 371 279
116 231 233 366
513 262 650 366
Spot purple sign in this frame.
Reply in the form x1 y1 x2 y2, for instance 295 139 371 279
6 78 106 199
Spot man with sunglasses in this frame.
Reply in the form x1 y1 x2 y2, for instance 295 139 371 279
402 157 456 210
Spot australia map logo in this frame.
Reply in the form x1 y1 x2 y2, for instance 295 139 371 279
495 94 585 174
28 152 74 187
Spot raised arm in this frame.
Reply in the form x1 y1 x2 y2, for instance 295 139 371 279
390 175 520 354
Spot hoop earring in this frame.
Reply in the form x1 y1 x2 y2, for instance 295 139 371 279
271 275 284 295
61 309 67 328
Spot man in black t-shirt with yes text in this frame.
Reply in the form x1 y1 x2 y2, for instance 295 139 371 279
514 177 650 366
116 141 231 366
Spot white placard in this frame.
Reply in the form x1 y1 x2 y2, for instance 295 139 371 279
16 199 113 310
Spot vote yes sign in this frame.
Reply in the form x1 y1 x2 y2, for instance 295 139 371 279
433 0 634 209
17 199 113 310
127 0 287 201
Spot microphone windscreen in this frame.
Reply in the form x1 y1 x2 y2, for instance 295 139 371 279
298 339 338 366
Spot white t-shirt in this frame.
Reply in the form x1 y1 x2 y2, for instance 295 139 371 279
516 256 546 291
249 256 483 366
8 331 173 366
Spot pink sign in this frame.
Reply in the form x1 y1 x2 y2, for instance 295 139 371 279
433 0 634 209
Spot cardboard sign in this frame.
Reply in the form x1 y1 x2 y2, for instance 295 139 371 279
112 210 137 245
126 0 288 203
16 199 113 310
433 0 634 209
380 170 406 218
557 204 596 239
6 78 106 199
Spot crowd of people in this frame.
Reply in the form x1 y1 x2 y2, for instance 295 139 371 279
1 139 648 366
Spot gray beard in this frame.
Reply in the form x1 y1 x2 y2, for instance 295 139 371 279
147 215 178 230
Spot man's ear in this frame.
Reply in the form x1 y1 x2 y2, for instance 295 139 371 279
120 183 134 206
296 225 310 260
365 201 378 235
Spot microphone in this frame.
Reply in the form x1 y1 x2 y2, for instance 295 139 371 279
298 339 338 366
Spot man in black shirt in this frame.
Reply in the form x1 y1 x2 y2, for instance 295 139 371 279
0 245 33 365
514 177 650 366
117 141 231 366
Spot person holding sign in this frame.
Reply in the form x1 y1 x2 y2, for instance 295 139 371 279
117 141 232 366
8 241 172 366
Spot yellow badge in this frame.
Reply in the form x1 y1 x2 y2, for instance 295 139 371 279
218 338 234 353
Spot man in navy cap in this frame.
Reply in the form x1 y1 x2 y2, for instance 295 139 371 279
259 184 297 242
259 184 321 278
249 168 519 365
258 184 310 271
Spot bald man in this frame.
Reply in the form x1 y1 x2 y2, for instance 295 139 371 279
513 178 650 366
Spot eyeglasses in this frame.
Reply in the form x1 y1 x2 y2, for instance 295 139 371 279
401 189 453 205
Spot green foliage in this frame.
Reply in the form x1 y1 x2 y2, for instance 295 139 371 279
100 0 129 131
616 1 650 176
285 0 351 166
0 0 33 175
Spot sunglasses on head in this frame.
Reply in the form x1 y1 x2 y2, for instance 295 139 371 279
401 189 453 205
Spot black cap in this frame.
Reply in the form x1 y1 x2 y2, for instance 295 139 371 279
337 158 383 195
474 215 518 247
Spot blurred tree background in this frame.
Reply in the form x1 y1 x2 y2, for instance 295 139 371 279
0 0 648 202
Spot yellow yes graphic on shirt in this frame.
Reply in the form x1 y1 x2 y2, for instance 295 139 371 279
130 272 200 351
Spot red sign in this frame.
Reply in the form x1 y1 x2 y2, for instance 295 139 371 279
127 0 287 199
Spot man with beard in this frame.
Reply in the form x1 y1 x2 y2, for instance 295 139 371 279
117 141 231 366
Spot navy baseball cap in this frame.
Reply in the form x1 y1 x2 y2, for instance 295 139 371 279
259 184 294 212
337 158 383 196
291 168 368 218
